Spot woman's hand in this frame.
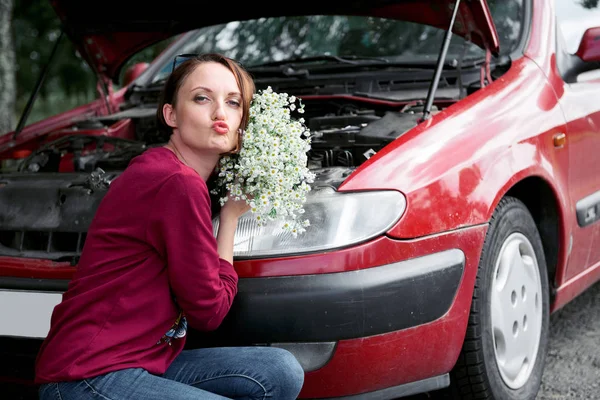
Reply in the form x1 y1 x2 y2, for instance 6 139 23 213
219 196 251 222
216 195 250 264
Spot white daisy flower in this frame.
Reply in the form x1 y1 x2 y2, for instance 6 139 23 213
210 87 316 236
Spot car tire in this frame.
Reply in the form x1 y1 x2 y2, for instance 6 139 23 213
448 196 550 399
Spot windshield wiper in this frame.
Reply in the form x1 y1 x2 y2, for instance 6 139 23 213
250 55 391 69
246 55 392 78
247 56 465 79
247 55 485 77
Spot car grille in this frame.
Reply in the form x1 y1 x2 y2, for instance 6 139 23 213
0 230 86 263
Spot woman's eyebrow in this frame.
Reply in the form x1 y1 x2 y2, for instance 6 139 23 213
190 86 212 93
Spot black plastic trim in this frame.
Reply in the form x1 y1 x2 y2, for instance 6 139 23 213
575 190 600 227
306 373 450 400
0 277 67 292
205 249 465 343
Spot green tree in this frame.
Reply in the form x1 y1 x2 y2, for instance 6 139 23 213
10 0 96 131
8 0 173 132
581 0 599 8
0 0 15 134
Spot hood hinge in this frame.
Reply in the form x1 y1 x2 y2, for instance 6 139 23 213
480 47 493 88
81 36 115 115
96 74 116 115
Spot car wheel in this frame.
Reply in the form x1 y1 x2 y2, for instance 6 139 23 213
449 196 550 399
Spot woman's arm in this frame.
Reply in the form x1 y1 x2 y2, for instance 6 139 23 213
146 174 242 331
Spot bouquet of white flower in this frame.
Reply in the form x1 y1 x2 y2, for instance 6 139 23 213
211 86 316 236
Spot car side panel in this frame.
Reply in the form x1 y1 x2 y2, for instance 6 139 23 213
558 78 600 280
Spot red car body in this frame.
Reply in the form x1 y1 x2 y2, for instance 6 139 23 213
1 0 600 399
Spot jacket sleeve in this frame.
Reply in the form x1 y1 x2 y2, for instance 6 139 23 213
146 173 238 331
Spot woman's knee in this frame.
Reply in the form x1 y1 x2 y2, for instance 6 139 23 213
267 347 305 399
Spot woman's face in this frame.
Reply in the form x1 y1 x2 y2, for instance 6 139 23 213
164 62 243 155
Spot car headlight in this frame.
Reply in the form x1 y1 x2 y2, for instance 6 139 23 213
213 189 406 258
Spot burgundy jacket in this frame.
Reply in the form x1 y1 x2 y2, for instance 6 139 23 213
35 147 237 384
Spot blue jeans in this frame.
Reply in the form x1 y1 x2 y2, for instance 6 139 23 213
38 346 304 399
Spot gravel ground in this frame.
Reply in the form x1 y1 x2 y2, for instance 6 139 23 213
536 280 600 400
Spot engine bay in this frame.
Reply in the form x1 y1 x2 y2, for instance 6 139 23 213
14 98 433 178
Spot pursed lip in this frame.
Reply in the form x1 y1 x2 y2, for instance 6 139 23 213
212 122 229 135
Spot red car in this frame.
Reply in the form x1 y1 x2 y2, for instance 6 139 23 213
1 0 600 399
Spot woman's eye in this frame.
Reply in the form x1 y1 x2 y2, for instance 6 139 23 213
194 95 209 102
228 100 241 107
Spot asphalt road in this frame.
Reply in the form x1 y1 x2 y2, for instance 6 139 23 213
2 282 599 400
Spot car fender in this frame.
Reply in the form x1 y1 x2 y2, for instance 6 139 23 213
339 57 570 240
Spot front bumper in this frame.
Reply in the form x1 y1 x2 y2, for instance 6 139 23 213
198 249 464 344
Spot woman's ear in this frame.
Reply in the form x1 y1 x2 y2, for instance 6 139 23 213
163 104 177 128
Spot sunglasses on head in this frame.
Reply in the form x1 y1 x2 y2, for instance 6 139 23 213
170 54 200 73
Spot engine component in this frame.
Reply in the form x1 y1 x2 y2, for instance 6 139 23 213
18 135 146 173
355 111 420 144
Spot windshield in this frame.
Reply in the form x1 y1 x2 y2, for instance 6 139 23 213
149 2 525 84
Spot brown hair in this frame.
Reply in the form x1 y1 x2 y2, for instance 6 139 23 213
156 53 256 155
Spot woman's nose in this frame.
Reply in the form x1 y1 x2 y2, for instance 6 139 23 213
212 102 226 121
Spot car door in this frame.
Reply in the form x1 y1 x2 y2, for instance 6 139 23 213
555 0 600 280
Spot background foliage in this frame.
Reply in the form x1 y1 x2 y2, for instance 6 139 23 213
12 0 95 127
11 0 171 131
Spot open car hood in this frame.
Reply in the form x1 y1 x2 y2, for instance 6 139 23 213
51 0 500 81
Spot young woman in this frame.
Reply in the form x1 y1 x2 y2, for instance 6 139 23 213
35 53 305 400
